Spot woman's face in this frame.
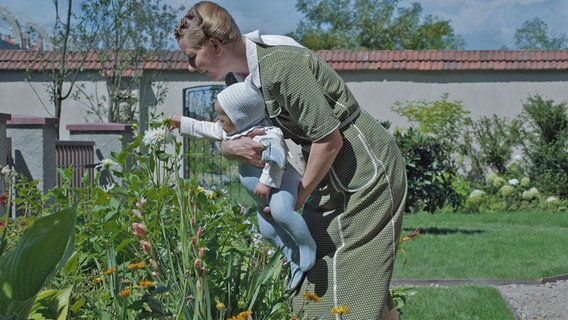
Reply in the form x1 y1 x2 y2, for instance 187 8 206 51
178 36 226 81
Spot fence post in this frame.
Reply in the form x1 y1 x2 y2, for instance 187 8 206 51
7 115 59 194
0 113 10 167
0 113 11 218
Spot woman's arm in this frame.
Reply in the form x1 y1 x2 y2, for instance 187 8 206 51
219 129 266 167
296 128 343 210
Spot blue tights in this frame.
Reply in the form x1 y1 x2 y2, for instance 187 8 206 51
239 163 316 278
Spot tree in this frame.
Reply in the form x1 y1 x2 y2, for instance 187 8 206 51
73 0 182 124
514 17 568 50
290 0 464 50
30 0 85 139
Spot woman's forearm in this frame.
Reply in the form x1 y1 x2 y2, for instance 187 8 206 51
220 138 266 166
296 129 343 209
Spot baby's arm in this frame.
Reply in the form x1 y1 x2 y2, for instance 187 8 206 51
253 181 272 199
169 115 226 140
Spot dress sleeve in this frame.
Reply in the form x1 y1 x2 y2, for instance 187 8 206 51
262 58 341 142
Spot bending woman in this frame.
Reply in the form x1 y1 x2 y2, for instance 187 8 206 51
174 2 407 319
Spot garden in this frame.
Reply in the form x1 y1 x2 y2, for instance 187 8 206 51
1 93 567 319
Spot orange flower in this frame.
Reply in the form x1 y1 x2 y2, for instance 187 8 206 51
237 311 252 320
118 289 131 297
102 268 116 275
138 280 154 288
303 291 320 303
402 228 421 242
127 261 146 269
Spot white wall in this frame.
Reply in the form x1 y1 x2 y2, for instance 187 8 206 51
1 69 568 139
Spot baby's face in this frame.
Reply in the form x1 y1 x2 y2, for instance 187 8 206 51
214 100 237 135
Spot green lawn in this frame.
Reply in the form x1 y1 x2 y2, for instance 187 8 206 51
399 286 515 320
394 210 568 279
392 210 568 319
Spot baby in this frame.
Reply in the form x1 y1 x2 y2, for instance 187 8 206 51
171 81 316 290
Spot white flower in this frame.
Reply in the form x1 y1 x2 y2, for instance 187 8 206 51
469 189 486 204
143 127 175 146
492 176 506 188
469 189 485 199
508 179 520 186
522 187 540 201
0 165 17 177
520 177 531 187
101 183 115 193
545 196 558 204
97 159 119 170
500 185 515 197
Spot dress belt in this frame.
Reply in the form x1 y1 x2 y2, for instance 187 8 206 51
302 107 361 153
339 107 361 130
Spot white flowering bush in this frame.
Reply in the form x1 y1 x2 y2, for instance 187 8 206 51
462 171 567 213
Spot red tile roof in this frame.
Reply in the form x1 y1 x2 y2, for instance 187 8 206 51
1 49 568 72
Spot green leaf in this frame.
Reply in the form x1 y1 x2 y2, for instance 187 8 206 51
28 287 73 320
0 207 76 318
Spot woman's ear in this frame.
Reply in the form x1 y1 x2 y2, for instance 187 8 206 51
209 37 223 54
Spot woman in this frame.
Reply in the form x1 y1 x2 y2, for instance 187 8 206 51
174 2 407 319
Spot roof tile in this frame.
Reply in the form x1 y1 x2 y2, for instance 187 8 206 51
1 49 568 72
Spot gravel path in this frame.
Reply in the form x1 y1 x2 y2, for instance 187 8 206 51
496 280 568 320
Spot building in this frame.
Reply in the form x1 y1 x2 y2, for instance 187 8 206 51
1 49 567 140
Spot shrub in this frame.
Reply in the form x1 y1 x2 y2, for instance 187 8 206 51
391 94 469 213
518 95 568 198
393 127 460 213
467 115 522 176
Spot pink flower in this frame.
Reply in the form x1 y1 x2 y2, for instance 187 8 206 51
199 247 206 257
197 226 203 237
191 236 197 247
132 223 147 237
136 197 146 209
140 240 152 254
132 209 143 219
194 258 201 268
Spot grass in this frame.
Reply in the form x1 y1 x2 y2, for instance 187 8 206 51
399 286 515 320
394 210 568 279
393 210 568 319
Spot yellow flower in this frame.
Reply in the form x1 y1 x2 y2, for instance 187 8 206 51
127 261 146 269
237 311 252 320
331 305 351 315
94 277 103 283
138 280 154 288
216 302 225 311
102 268 116 275
303 291 320 303
118 289 131 297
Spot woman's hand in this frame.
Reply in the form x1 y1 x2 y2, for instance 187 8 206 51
220 128 266 167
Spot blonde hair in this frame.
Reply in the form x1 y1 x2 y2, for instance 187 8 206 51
174 1 241 46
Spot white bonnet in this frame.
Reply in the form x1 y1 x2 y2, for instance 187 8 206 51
217 82 266 133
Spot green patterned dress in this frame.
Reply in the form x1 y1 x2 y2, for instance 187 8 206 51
246 42 408 319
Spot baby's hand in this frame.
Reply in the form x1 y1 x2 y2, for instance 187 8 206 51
254 182 272 199
168 116 181 131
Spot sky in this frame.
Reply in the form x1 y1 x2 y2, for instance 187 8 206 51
1 0 567 50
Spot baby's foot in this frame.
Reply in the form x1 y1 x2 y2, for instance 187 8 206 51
286 261 306 292
298 237 316 271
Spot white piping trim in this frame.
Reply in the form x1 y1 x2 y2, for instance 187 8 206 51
332 187 347 320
